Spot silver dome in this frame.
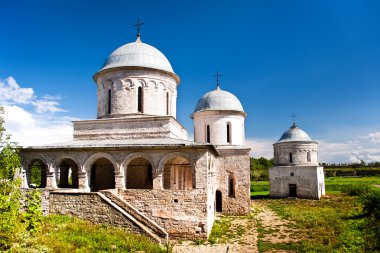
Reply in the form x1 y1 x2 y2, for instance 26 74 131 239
276 124 313 143
99 37 175 75
192 87 244 114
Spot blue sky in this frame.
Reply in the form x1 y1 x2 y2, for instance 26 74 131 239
1 0 379 163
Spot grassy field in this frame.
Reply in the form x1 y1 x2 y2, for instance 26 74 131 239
251 176 380 197
19 215 169 253
257 195 365 252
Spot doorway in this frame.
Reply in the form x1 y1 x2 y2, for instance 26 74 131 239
289 184 297 197
216 190 222 212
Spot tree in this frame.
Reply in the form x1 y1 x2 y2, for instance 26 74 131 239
0 107 42 250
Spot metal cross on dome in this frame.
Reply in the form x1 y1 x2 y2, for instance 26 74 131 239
133 18 144 37
291 113 297 126
214 71 223 88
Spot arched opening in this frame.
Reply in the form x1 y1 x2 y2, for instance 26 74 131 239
90 158 115 192
126 157 153 189
216 190 222 212
163 157 193 190
166 92 170 115
307 151 311 162
226 123 231 144
228 177 235 197
28 160 47 188
107 89 112 114
206 125 210 143
289 152 293 163
137 86 143 113
57 159 79 188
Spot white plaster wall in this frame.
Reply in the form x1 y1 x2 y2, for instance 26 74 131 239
96 69 177 118
269 166 325 199
193 111 245 146
274 142 318 166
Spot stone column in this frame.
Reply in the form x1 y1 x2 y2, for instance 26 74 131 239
46 171 57 189
115 172 125 190
78 171 90 191
153 173 163 190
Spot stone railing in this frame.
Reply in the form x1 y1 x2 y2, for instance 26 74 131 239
99 190 168 243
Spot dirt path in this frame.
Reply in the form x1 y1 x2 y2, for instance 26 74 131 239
173 200 304 253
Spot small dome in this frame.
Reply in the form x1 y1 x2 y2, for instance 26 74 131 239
98 37 176 77
192 87 244 115
276 124 313 143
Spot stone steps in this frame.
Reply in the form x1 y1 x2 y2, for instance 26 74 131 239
99 190 168 244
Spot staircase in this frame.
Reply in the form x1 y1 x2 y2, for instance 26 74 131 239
97 190 168 244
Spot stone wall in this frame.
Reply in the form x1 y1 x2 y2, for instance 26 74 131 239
95 69 178 118
215 148 251 215
119 189 209 239
274 142 318 166
49 192 145 234
269 166 325 199
21 188 50 215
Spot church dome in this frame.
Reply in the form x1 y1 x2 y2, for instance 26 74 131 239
96 37 178 81
276 124 313 143
192 87 244 115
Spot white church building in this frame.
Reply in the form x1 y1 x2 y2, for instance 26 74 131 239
269 123 325 199
20 31 250 241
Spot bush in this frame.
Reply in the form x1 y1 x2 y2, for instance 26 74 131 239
341 184 373 196
359 188 380 250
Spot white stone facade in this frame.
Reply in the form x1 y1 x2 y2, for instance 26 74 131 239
192 111 245 146
269 125 325 199
95 69 178 119
19 34 251 240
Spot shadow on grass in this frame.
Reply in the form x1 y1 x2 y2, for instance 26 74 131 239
251 193 270 200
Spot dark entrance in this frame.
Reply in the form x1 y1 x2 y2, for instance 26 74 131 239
289 184 297 197
216 190 222 212
90 158 115 192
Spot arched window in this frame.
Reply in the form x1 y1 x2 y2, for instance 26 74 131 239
138 86 143 113
307 151 311 162
107 89 111 114
166 92 170 115
228 177 235 197
226 123 231 144
289 152 293 163
206 125 210 143
163 157 193 190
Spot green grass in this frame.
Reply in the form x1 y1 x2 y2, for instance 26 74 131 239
325 176 380 192
21 214 170 253
264 195 366 252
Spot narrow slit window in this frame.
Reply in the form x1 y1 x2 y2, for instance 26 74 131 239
307 151 311 162
227 123 231 143
289 152 293 163
107 89 111 114
138 86 143 113
166 92 169 115
206 125 210 143
228 177 235 197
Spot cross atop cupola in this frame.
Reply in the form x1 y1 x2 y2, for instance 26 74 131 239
133 18 144 38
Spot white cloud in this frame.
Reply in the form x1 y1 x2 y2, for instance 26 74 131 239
368 132 380 144
0 76 65 113
246 133 380 164
246 138 273 159
0 76 74 146
317 134 380 164
3 105 74 146
0 76 34 104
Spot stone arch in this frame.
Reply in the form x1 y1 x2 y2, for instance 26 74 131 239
121 153 155 173
55 156 80 189
26 157 48 188
158 152 195 190
84 153 118 192
83 152 118 173
124 154 154 189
